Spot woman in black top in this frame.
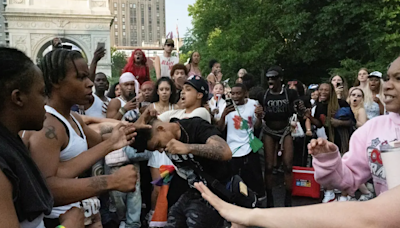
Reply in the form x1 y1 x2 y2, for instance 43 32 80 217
308 83 354 152
259 67 298 207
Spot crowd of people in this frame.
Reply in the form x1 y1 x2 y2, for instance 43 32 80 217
1 37 400 228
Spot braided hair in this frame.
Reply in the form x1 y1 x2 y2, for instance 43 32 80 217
38 49 84 96
0 47 36 109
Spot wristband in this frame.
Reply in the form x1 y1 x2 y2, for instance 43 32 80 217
307 129 312 131
56 226 66 228
119 107 127 115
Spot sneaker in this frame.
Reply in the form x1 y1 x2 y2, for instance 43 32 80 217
333 189 342 194
322 190 336 203
359 193 374 201
145 210 154 224
337 196 348 202
347 195 357 201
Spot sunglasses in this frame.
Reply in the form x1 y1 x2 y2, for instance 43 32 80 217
166 44 174 47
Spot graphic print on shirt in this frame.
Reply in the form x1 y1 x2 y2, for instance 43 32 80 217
161 59 175 71
168 153 205 187
233 115 253 130
266 99 289 114
367 137 396 184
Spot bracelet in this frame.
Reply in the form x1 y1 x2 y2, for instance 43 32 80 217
307 129 312 131
56 226 66 228
119 107 127 115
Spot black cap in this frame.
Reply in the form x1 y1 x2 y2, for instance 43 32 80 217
266 66 284 78
185 75 209 97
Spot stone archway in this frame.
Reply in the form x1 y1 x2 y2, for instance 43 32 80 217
32 35 90 64
4 0 113 76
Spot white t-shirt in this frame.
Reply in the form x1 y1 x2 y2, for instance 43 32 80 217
85 94 110 118
160 55 180 78
158 107 211 123
225 100 258 157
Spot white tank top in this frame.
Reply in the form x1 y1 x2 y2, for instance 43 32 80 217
44 105 89 218
160 55 179 77
85 94 109 118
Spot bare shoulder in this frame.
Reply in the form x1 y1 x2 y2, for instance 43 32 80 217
30 113 68 146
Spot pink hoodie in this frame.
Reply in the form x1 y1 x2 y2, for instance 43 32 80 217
313 112 400 195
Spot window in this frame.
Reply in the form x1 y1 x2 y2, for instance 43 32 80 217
123 25 125 29
115 17 118 22
122 10 125 15
157 27 159 30
122 3 125 7
157 4 159 10
114 10 117 14
157 13 159 17
114 2 117 7
123 32 126 36
115 32 118 35
122 18 125 22
123 38 126 45
130 4 133 8
148 6 151 10
141 4 144 8
115 24 118 29
133 4 136 8
130 25 133 29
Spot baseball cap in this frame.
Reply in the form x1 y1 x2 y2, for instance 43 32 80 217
308 84 319 90
266 66 284 78
165 39 175 46
185 75 209 97
369 71 382 78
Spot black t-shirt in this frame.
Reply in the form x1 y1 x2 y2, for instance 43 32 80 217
167 117 230 206
314 99 350 146
0 125 53 222
258 89 299 122
175 90 181 103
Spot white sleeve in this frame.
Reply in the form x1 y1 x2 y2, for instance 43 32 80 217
190 108 212 123
158 110 174 122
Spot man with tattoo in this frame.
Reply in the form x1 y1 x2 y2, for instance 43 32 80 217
133 117 232 228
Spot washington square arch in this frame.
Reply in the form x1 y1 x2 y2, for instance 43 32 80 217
4 0 113 76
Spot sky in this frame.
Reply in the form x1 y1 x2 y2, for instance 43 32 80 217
165 0 196 38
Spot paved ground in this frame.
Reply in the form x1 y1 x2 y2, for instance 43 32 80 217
271 172 322 207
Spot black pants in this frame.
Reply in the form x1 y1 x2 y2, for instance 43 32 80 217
165 189 224 228
293 136 311 167
230 152 265 197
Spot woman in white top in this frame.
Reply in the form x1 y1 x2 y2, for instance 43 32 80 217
147 77 178 213
363 71 385 119
208 82 227 122
25 49 139 227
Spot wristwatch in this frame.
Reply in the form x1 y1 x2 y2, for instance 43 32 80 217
119 107 127 115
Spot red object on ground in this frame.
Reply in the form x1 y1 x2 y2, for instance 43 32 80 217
292 166 321 199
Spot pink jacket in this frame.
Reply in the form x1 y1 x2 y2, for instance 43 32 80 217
313 112 400 195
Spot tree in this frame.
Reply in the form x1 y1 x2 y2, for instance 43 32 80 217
184 0 400 86
111 47 127 83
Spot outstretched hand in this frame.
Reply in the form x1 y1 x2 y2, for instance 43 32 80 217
109 123 136 151
308 138 337 156
194 182 252 227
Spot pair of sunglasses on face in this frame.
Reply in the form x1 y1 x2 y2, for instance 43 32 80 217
166 44 174 47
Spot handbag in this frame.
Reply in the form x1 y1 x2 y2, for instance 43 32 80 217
291 114 305 138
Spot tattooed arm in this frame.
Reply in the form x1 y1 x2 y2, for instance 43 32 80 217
188 135 232 161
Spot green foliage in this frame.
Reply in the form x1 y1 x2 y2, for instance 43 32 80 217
184 0 400 87
111 50 127 79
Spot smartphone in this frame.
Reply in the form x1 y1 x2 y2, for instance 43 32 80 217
226 99 233 107
128 92 136 101
97 42 105 50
